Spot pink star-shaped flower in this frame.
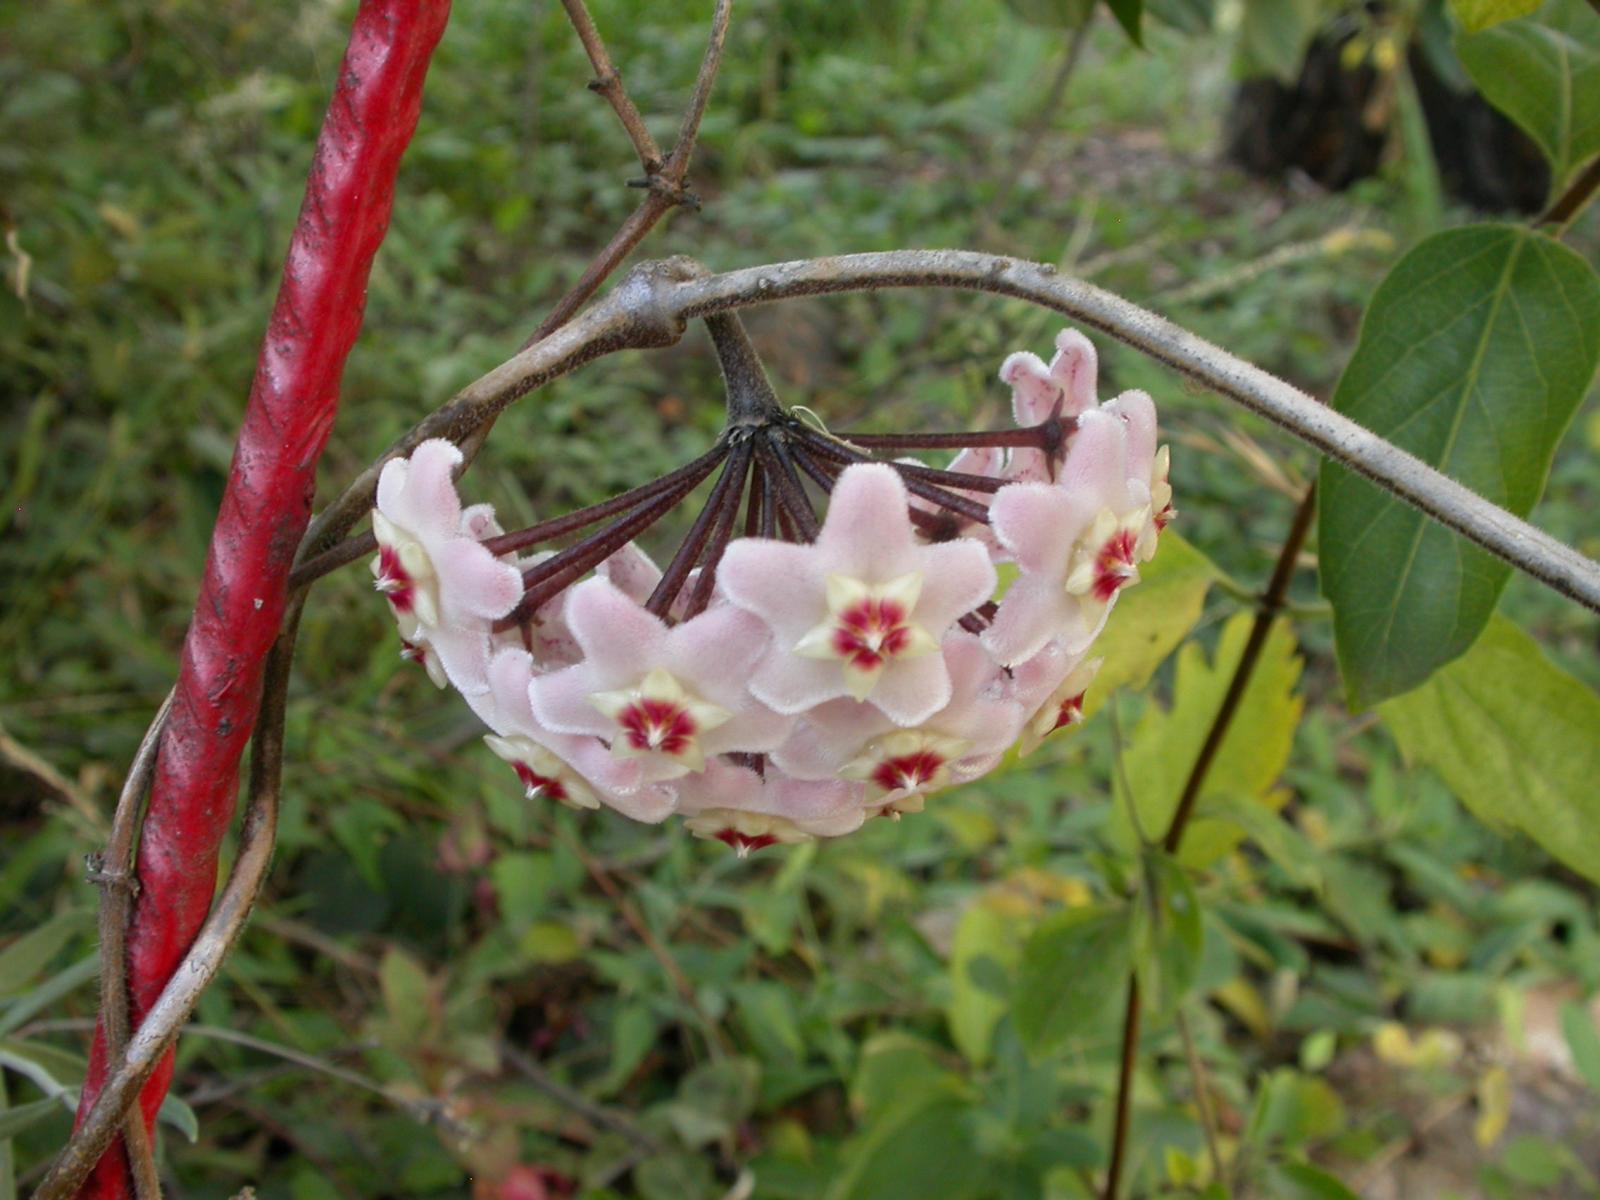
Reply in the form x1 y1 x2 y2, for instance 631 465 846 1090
983 409 1154 665
372 439 525 696
675 759 866 855
1001 329 1099 484
528 578 792 783
1001 640 1104 756
772 634 1022 809
482 647 675 823
719 464 995 725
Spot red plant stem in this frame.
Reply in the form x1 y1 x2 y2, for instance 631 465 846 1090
792 445 953 538
683 439 755 618
646 443 749 617
67 3 452 1195
797 432 993 525
830 425 1063 450
499 467 708 629
798 430 1007 493
744 457 767 538
761 438 822 540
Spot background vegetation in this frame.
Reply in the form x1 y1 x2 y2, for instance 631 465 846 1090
3 0 1599 1196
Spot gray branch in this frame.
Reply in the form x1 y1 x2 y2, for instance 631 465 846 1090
302 249 1600 614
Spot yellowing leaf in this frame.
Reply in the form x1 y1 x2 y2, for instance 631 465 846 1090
1083 531 1218 718
1381 616 1600 884
1450 0 1541 32
1111 614 1304 865
1475 1065 1512 1148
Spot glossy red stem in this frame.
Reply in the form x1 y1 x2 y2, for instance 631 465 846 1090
69 3 452 1194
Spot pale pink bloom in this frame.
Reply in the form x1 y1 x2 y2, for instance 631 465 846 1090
1002 642 1103 756
1002 329 1099 483
675 759 866 855
719 464 995 725
529 578 791 782
1100 388 1172 538
984 410 1153 665
484 647 675 823
371 440 524 696
775 635 1022 810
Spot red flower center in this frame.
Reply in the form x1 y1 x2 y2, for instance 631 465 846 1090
618 698 698 755
869 749 947 795
1047 690 1087 734
715 829 779 855
1091 529 1139 602
377 544 416 613
511 761 570 803
831 597 915 670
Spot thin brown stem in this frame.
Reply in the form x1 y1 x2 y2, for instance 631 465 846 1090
796 430 993 525
1161 483 1317 854
1540 154 1600 232
493 443 726 560
683 442 754 618
791 444 956 538
831 426 1057 451
797 429 1008 492
743 456 767 538
646 440 750 617
1176 1008 1225 1187
560 0 663 172
1102 484 1318 1200
501 465 713 629
762 437 821 541
521 0 731 349
91 690 173 1200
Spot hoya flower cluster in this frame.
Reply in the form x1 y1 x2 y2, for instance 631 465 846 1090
370 322 1171 853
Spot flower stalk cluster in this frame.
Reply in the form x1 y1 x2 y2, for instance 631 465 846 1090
370 318 1170 852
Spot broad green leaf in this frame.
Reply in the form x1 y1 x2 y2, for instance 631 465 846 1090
1267 1161 1362 1199
1002 0 1096 28
1013 906 1132 1057
1237 0 1321 82
946 898 1025 1066
1103 0 1144 44
0 910 92 998
1111 614 1303 865
377 947 434 1045
1248 1069 1346 1149
1380 616 1600 883
158 1093 200 1144
1560 1001 1600 1093
599 1002 657 1096
1083 531 1219 719
1457 2 1600 191
1202 795 1323 890
1450 0 1542 31
1319 225 1600 708
1146 0 1214 34
851 1034 966 1122
827 1095 984 1200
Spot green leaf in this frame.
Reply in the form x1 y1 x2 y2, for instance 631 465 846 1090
1111 614 1303 865
1450 0 1542 32
157 1093 200 1144
1083 531 1219 719
1002 0 1096 29
1237 0 1321 82
1103 0 1144 44
1560 1001 1600 1093
851 1034 965 1123
1203 795 1323 890
1013 906 1132 1057
1266 1160 1362 1199
1143 856 1204 1013
1146 0 1214 34
1380 616 1600 883
0 911 92 998
827 1096 984 1200
947 899 1025 1066
1319 224 1600 708
1457 2 1600 191
0 1096 60 1141
0 955 98 1037
1248 1070 1347 1149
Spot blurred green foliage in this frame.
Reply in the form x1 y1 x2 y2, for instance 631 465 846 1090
3 0 1600 1196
